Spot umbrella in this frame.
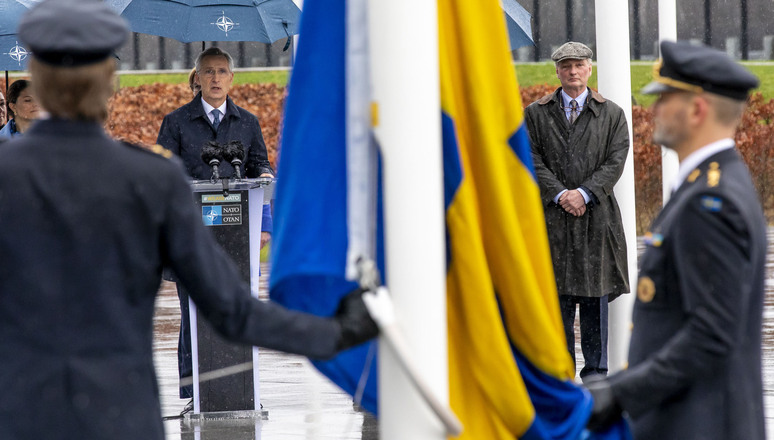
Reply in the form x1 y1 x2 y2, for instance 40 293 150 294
106 0 301 44
502 0 534 50
0 0 36 71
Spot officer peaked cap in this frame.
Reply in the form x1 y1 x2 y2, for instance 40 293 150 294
642 40 759 101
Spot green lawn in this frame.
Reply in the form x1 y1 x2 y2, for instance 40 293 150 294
116 70 290 88
116 62 774 108
515 62 774 107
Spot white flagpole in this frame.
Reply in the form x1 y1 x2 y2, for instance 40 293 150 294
658 0 680 203
368 0 447 439
594 0 637 374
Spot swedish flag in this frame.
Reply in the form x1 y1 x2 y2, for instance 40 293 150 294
439 0 625 438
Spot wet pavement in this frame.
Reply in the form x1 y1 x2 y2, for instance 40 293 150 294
152 276 378 440
154 228 774 439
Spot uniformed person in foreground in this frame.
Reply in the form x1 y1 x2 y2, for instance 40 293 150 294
585 40 767 439
0 1 377 439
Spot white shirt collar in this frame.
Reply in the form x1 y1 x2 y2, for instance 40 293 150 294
561 88 589 111
201 98 228 124
671 138 735 192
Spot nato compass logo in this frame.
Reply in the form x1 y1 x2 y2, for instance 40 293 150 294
202 204 241 226
3 42 30 67
202 206 222 226
212 11 238 36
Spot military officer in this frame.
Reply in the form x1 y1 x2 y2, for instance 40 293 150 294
0 1 377 439
586 41 767 439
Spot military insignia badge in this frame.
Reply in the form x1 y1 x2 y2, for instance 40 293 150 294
700 195 723 212
643 232 664 247
637 276 656 303
707 162 721 187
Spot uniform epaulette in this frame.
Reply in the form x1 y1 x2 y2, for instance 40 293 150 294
121 141 174 159
706 162 721 187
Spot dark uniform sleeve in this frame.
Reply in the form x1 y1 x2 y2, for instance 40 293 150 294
608 192 753 417
244 118 274 177
156 114 181 156
159 166 341 359
579 106 629 201
525 104 567 205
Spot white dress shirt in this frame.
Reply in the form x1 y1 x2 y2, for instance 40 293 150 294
201 98 227 124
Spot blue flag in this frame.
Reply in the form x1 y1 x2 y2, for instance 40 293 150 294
269 0 381 414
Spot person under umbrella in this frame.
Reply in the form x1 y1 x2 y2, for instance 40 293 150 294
0 79 40 138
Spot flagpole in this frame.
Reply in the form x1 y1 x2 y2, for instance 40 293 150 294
368 0 447 438
594 0 637 374
658 0 679 204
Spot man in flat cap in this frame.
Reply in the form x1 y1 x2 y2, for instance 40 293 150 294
0 0 377 438
524 41 630 383
586 40 766 440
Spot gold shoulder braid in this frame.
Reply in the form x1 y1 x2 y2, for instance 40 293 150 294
149 144 174 159
707 162 720 187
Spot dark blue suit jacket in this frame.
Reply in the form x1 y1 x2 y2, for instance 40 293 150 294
156 94 274 179
156 94 273 232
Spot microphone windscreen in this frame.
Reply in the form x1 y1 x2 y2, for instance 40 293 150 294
201 141 222 163
222 140 246 163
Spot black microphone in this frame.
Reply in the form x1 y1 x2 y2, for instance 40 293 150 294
201 141 224 182
221 140 246 180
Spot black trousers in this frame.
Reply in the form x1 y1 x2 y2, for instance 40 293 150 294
176 284 193 399
559 295 608 381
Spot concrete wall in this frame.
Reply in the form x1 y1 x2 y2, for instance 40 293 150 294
114 35 294 71
517 0 774 61
116 0 774 70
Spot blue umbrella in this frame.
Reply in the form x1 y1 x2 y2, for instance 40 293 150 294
106 0 301 44
502 0 533 50
0 0 36 71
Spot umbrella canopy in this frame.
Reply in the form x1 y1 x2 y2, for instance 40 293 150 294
502 0 533 50
106 0 301 44
0 0 36 71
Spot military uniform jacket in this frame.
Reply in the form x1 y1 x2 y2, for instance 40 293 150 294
525 88 630 298
0 120 341 440
608 148 767 440
156 94 274 179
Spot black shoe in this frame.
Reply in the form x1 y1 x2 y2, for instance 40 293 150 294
180 399 194 416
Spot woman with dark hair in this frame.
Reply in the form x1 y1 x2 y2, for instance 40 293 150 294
0 79 40 138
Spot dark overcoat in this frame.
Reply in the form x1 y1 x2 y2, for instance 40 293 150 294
156 94 274 179
524 88 630 298
0 119 342 439
608 148 767 440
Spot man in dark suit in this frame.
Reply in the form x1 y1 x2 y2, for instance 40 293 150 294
156 47 277 407
586 41 766 440
157 47 274 179
0 1 377 438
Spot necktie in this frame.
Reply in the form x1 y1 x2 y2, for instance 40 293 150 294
211 109 221 129
569 99 579 124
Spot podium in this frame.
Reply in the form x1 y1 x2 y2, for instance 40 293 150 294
187 178 274 416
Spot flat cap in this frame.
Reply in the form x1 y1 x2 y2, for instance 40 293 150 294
642 40 759 101
551 42 593 63
18 0 129 67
